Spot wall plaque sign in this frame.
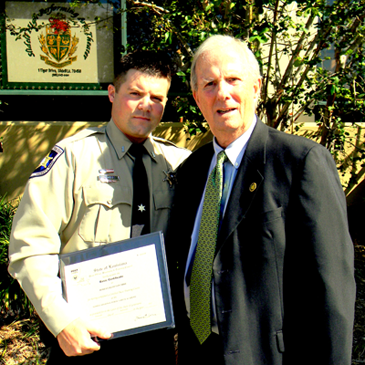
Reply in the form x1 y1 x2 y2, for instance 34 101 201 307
1 1 117 91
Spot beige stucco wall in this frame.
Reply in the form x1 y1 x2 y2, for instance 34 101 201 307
1 120 364 202
0 121 213 201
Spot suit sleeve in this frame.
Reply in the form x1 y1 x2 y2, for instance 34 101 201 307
8 146 81 337
283 144 356 364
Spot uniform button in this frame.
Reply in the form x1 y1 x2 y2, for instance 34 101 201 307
107 200 112 205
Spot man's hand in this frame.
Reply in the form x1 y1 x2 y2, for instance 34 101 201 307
56 318 112 357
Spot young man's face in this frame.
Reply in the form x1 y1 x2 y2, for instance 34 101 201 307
108 69 170 143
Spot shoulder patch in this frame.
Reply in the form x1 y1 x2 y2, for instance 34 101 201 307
30 145 64 179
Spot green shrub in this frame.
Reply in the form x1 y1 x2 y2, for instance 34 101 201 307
0 195 34 320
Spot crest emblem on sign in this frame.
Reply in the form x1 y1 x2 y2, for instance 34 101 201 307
38 16 79 68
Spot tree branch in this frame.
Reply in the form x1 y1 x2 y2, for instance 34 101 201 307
128 0 169 15
261 0 280 107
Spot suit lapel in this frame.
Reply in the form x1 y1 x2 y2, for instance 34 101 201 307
218 119 268 251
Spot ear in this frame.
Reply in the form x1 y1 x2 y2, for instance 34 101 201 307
253 77 262 100
108 84 116 103
193 90 200 108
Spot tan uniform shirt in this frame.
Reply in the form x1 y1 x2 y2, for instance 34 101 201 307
8 119 190 336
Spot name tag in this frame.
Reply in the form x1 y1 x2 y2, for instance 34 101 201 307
98 175 120 183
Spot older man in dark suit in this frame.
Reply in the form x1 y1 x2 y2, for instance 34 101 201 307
170 35 356 365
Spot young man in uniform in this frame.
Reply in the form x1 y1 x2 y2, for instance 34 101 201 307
8 50 190 364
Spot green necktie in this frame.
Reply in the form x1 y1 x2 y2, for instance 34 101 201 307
190 150 228 344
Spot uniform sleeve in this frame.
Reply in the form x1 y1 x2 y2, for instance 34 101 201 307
8 145 81 336
283 144 356 364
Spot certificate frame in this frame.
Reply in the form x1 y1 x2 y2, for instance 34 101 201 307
59 231 175 339
0 0 121 92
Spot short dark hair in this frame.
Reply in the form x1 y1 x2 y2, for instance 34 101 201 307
113 50 173 92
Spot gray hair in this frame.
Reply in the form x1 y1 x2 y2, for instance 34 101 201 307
190 35 261 92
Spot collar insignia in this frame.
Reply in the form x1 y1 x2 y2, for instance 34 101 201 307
163 170 177 187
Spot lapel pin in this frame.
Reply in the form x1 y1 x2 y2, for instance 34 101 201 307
249 182 257 192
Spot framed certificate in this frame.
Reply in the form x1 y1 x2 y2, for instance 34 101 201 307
59 231 175 339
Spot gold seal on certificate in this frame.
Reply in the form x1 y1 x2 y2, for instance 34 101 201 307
59 232 174 339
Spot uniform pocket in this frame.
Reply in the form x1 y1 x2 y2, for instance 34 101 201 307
79 184 132 243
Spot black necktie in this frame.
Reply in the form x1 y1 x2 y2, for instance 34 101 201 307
129 143 150 237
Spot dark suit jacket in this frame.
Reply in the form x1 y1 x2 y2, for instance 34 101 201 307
170 119 356 365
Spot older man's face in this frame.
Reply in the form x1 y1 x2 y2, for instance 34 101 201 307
193 46 261 148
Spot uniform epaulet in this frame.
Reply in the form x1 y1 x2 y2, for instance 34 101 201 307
152 135 182 148
57 125 106 148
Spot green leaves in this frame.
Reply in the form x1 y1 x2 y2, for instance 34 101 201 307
123 0 365 192
0 196 33 319
164 31 172 44
249 29 269 44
